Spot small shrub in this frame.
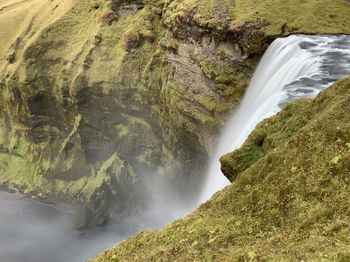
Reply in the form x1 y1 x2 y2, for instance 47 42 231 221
123 32 142 50
99 10 118 25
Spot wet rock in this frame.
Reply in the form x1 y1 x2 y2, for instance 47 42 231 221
76 154 137 229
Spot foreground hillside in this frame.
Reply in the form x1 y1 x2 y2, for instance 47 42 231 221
0 0 350 226
92 78 350 261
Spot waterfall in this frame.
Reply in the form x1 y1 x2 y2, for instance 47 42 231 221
200 35 350 202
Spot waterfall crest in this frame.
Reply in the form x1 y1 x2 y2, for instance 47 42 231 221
200 35 350 202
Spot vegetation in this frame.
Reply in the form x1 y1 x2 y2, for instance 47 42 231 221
0 0 350 228
164 0 350 35
92 78 350 261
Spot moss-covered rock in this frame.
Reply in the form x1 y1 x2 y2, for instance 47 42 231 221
221 98 314 181
91 77 350 261
164 0 350 37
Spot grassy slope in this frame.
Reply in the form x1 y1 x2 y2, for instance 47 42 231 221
0 0 75 79
0 0 133 201
164 0 350 35
91 77 350 261
0 0 104 201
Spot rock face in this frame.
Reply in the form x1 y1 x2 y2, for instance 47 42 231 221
91 77 350 261
0 0 350 227
0 0 259 226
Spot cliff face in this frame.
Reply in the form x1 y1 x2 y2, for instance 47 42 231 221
0 0 349 226
0 0 261 226
91 77 350 261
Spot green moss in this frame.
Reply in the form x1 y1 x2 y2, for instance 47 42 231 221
0 153 43 192
222 98 313 181
59 114 82 154
200 60 238 85
164 0 350 36
114 124 128 137
159 34 178 51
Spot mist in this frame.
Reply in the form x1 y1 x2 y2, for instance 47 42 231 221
0 170 200 262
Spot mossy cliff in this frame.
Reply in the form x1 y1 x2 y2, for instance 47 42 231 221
0 0 350 227
91 77 350 261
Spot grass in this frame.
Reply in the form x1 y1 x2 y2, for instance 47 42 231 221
164 0 350 35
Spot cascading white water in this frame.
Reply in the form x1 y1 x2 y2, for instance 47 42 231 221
200 35 350 202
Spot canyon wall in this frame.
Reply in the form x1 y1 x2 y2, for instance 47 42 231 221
0 0 349 226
